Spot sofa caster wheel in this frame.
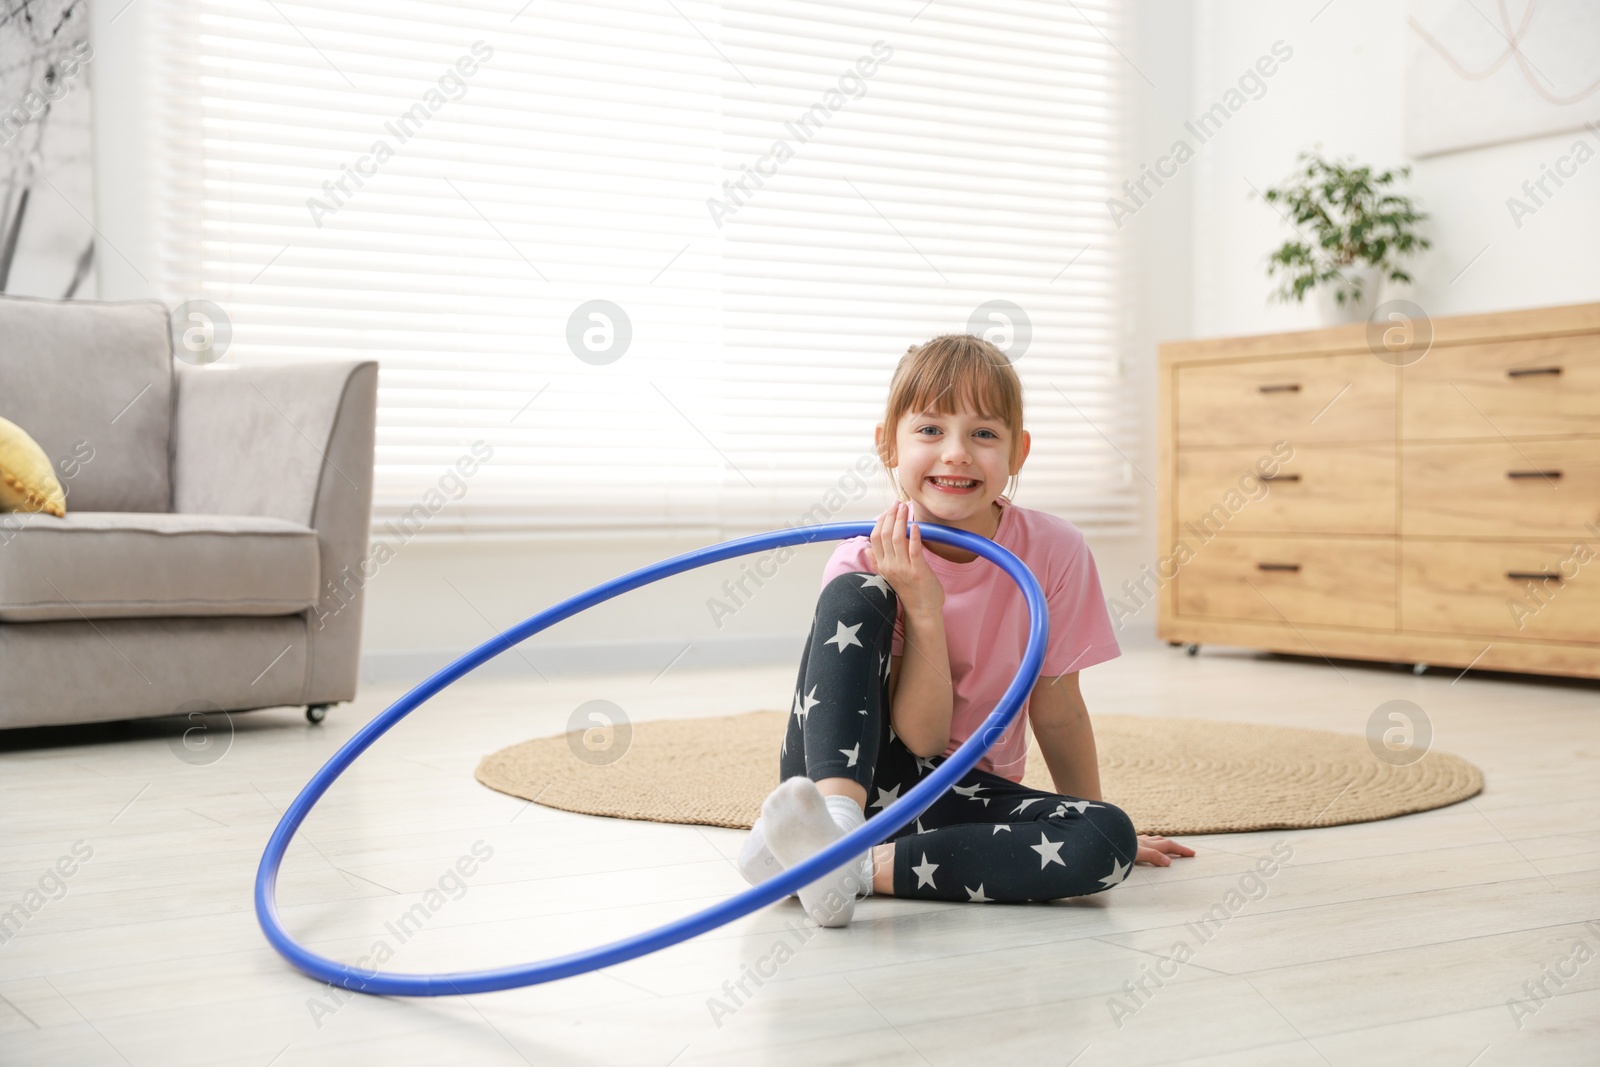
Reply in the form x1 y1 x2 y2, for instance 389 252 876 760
1412 663 1428 676
306 704 330 724
1184 643 1200 657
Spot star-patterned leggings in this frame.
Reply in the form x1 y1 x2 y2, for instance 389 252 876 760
778 570 1139 903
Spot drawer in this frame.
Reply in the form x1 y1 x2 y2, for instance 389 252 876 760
1177 444 1395 536
1401 335 1600 439
1177 353 1395 447
1175 537 1396 629
1403 440 1600 537
1401 541 1600 643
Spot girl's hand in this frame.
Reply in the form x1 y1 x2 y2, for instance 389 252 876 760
869 501 944 618
1135 835 1195 866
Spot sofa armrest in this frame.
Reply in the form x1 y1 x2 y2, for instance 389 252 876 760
172 361 377 526
172 360 379 703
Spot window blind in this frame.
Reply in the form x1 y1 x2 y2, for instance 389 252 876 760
153 0 1136 539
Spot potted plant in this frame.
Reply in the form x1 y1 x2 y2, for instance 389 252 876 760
1253 148 1431 325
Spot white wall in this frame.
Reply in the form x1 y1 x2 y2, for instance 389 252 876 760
86 0 157 302
1179 0 1599 336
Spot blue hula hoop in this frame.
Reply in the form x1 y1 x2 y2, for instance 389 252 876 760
255 518 1049 996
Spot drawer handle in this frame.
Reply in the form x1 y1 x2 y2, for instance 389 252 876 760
1506 571 1562 583
1506 366 1561 378
1506 470 1562 480
1257 562 1301 572
1259 473 1301 482
1257 383 1301 394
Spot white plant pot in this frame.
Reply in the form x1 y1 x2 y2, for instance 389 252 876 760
1314 265 1381 326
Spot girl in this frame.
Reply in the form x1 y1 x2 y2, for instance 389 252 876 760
738 334 1193 927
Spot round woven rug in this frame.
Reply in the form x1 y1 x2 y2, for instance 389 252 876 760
474 711 1483 836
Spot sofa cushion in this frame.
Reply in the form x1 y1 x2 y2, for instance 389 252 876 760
0 295 174 513
0 512 319 622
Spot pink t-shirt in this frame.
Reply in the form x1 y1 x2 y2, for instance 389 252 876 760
818 495 1119 783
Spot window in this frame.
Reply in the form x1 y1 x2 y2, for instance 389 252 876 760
155 0 1135 538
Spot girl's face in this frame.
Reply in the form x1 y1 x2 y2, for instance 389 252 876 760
876 402 1029 533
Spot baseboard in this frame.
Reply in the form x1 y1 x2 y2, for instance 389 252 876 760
1108 615 1159 650
360 632 806 686
362 616 1165 687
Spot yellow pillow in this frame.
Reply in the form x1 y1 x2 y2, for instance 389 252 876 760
0 416 66 517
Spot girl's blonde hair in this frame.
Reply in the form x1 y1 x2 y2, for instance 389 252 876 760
878 334 1024 504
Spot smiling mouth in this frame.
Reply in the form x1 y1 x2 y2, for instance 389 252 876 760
926 476 981 492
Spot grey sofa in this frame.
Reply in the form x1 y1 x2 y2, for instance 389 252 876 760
0 294 377 729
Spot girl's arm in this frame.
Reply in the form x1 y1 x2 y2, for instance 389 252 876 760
1027 671 1103 800
1030 670 1197 867
870 502 952 759
885 606 953 758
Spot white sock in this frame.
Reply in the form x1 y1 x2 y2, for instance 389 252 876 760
822 793 874 899
760 778 867 927
736 815 784 888
739 803 874 899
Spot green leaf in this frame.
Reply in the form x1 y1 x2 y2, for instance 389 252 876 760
1254 147 1430 302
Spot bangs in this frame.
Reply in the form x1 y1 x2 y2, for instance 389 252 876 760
910 375 1009 425
893 334 1021 432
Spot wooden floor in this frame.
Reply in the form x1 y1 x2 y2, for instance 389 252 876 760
2 640 1598 1066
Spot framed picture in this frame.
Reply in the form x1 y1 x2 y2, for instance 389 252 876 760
1406 0 1600 157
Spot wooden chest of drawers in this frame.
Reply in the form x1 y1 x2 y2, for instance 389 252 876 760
1157 302 1600 680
